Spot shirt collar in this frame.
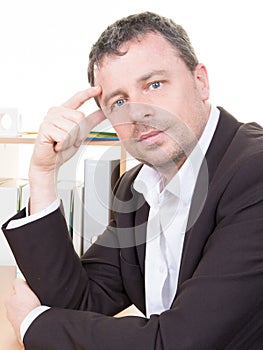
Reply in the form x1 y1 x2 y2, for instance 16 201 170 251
134 105 220 205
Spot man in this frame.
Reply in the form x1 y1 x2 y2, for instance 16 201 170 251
3 11 263 349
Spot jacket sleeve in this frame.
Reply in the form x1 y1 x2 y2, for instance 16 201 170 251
3 153 263 349
2 205 132 316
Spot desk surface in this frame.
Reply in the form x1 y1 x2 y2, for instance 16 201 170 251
0 266 24 350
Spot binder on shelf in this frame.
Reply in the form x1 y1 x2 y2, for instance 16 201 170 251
21 181 75 227
21 183 30 209
0 178 28 213
21 180 84 256
0 178 28 265
83 158 120 252
72 183 84 256
57 180 76 236
58 180 87 256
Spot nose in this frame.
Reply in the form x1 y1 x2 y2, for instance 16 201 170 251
111 102 155 125
128 102 154 122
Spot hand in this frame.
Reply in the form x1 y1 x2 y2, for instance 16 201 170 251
5 278 41 345
30 86 105 174
29 86 106 213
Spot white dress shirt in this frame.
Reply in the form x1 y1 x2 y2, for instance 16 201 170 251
7 105 220 338
133 105 220 317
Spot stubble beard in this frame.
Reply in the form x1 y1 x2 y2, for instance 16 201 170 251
126 133 197 179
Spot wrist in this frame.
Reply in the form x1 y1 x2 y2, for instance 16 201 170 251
29 167 58 214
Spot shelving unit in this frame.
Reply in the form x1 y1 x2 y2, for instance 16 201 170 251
0 135 126 175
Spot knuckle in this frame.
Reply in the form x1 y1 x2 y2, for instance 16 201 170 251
47 106 58 115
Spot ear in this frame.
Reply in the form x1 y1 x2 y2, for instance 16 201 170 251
194 64 210 101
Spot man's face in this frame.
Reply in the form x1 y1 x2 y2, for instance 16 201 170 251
94 32 210 174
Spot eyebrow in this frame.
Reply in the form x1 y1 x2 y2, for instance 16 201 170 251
101 69 167 107
136 70 167 84
101 88 126 108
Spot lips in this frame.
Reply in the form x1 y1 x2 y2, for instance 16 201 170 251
139 129 164 144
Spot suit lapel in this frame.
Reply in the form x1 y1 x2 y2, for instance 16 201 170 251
177 108 242 285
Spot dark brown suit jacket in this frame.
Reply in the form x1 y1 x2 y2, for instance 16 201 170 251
3 108 263 349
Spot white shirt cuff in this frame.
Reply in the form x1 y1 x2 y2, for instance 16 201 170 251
6 199 60 229
20 305 51 341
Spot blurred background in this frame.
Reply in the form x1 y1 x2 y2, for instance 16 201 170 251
1 0 263 133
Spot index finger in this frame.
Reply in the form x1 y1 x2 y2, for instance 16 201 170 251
62 86 102 110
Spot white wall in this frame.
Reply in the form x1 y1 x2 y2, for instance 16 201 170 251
1 0 262 178
1 0 263 129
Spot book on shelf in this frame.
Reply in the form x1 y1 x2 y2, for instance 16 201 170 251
83 158 120 252
21 130 119 141
85 131 119 141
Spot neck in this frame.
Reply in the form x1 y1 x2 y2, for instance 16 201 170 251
154 155 187 189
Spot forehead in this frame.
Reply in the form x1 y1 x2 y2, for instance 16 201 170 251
93 32 179 83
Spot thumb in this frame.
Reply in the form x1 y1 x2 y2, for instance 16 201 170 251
13 278 28 293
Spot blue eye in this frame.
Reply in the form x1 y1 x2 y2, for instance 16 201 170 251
113 98 126 108
150 81 161 89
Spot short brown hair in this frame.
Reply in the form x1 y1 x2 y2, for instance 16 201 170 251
88 11 199 86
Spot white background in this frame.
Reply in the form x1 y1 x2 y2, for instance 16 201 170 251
1 0 263 132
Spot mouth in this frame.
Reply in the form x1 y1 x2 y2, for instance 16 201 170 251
138 129 164 144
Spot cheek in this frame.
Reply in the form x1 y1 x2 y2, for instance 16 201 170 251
113 124 133 141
